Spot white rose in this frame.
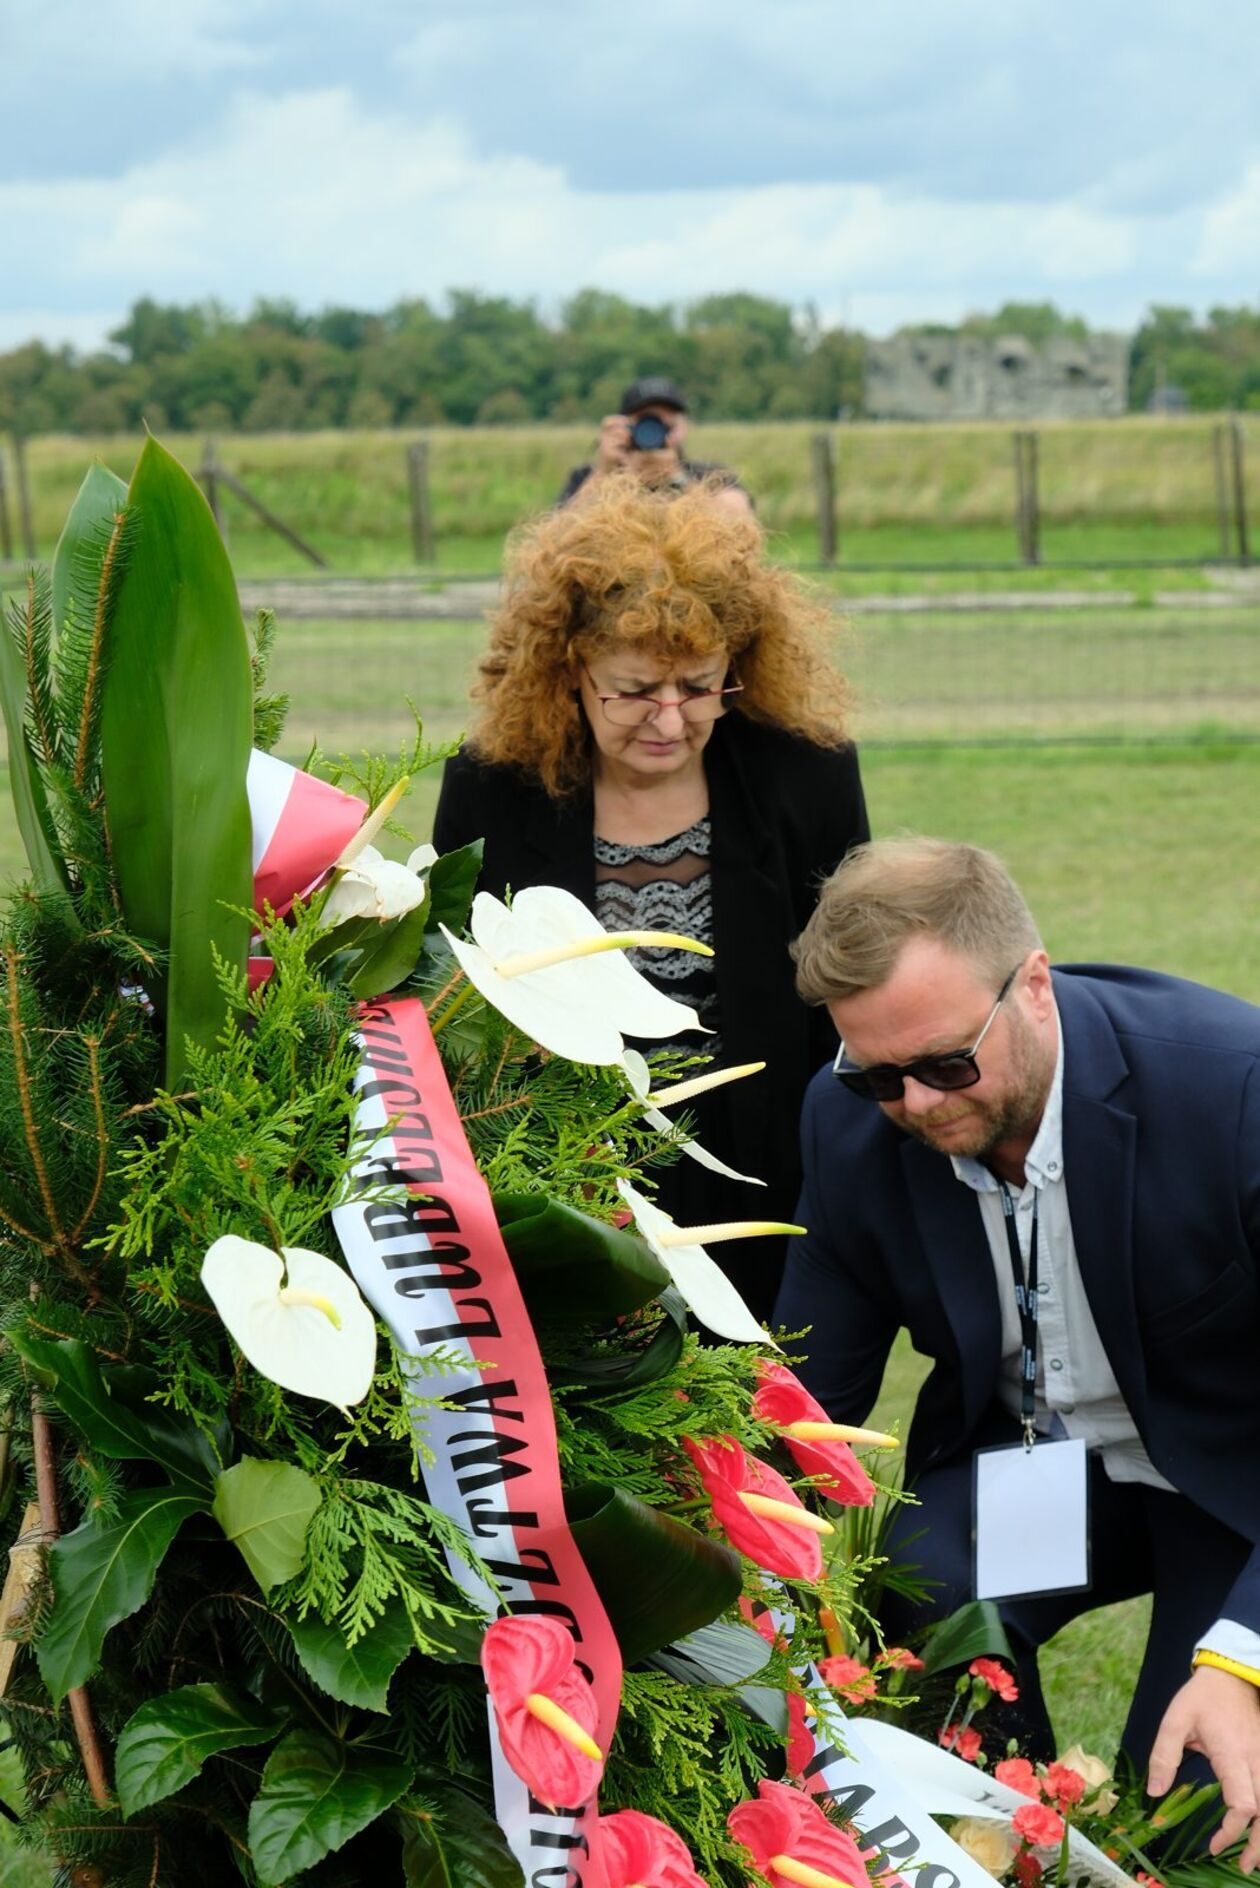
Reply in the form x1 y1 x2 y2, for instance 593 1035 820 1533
950 1818 1017 1878
1057 1743 1118 1813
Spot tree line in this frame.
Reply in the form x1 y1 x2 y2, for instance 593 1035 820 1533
1 291 1257 435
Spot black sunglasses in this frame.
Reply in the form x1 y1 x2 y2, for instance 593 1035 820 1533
832 966 1020 1102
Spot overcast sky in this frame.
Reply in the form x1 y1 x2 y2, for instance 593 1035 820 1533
3 0 1258 353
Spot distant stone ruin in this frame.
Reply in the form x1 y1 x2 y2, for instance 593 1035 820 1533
865 333 1129 421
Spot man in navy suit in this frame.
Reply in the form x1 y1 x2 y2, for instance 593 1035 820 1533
775 838 1260 1869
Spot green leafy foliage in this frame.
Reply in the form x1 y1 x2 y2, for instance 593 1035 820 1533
494 1192 669 1324
567 1483 741 1662
288 1596 415 1711
423 841 483 937
213 1457 322 1594
920 1599 1014 1676
247 1729 414 1884
115 1681 287 1816
400 1778 525 1888
36 1487 204 1701
100 434 253 1083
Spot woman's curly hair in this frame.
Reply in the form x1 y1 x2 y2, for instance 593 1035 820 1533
466 476 854 796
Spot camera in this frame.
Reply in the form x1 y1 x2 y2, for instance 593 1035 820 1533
628 413 672 451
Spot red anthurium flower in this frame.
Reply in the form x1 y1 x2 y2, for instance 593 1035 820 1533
682 1436 828 1582
876 1647 924 1671
740 1594 790 1653
729 1779 870 1888
1012 1804 1066 1849
600 1809 708 1888
969 1657 1019 1702
1043 1762 1086 1809
481 1615 603 1808
938 1725 983 1763
994 1758 1043 1800
786 1692 815 1777
819 1656 878 1705
753 1364 876 1508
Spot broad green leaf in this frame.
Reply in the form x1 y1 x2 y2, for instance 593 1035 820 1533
566 1482 741 1663
921 1598 1014 1676
549 1286 687 1391
51 461 128 643
400 1777 525 1888
348 899 433 1000
100 434 253 1085
649 1617 774 1688
0 578 70 898
213 1457 321 1594
12 1332 219 1495
288 1598 415 1711
493 1193 669 1324
116 1681 286 1817
423 841 483 938
248 1729 413 1885
37 1488 202 1702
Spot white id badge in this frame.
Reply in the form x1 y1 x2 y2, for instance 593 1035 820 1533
973 1437 1090 1602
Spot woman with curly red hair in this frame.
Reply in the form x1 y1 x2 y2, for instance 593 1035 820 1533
433 478 869 1321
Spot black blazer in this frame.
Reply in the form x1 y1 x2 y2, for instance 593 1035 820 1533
432 716 870 1320
775 965 1260 1631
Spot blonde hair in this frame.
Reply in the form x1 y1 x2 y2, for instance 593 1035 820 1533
792 838 1042 1004
466 476 853 796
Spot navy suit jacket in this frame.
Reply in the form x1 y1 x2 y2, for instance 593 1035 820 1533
775 965 1260 1632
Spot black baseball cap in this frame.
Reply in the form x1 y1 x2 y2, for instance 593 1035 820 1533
619 376 689 416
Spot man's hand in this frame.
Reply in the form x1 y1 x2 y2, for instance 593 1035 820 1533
592 414 635 476
1148 1665 1260 1871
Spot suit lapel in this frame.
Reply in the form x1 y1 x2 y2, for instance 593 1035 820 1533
902 1138 1003 1438
1056 975 1145 1422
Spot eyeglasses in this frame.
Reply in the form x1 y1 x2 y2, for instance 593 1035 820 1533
584 666 744 728
832 966 1021 1102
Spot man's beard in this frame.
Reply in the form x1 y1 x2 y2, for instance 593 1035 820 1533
894 1010 1053 1162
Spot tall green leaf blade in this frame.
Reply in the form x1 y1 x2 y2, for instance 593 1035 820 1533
51 461 128 641
36 1488 203 1702
115 1682 286 1817
213 1457 321 1594
247 1729 413 1885
566 1483 742 1663
12 1333 220 1494
400 1778 525 1888
100 434 253 1084
920 1598 1014 1675
0 592 69 897
493 1192 669 1324
288 1598 415 1711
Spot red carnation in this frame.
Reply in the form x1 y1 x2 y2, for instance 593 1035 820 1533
682 1435 825 1582
1044 1762 1086 1809
1012 1804 1066 1849
729 1779 870 1888
480 1615 603 1809
600 1809 708 1888
994 1758 1043 1799
938 1724 983 1763
1012 1853 1043 1888
753 1363 876 1507
969 1657 1019 1702
876 1647 924 1671
819 1656 879 1705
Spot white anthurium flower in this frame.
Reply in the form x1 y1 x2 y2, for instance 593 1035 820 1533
620 1050 767 1187
333 774 411 867
438 885 710 1065
617 1179 803 1347
201 1235 377 1410
323 844 431 926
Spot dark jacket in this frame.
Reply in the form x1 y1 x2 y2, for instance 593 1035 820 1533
432 715 869 1320
775 964 1260 1631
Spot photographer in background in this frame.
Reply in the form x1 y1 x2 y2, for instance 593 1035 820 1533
555 376 754 519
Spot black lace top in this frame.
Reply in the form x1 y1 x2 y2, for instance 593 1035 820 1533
593 818 720 1055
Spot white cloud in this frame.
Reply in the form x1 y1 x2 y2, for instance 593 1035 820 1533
1193 162 1260 278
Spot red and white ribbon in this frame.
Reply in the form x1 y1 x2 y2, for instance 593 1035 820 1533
331 997 621 1888
247 748 365 917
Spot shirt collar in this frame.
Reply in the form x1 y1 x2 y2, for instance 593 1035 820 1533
951 1003 1064 1195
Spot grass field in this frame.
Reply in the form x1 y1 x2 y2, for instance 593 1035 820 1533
4 414 1256 579
1 597 1258 1871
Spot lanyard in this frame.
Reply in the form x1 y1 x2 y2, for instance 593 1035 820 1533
998 1182 1040 1451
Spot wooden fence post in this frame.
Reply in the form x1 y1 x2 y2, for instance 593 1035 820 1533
0 444 12 561
1024 429 1041 566
214 467 326 568
1230 416 1250 565
12 434 36 560
811 431 836 565
1013 430 1028 562
1212 423 1233 559
407 440 436 564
